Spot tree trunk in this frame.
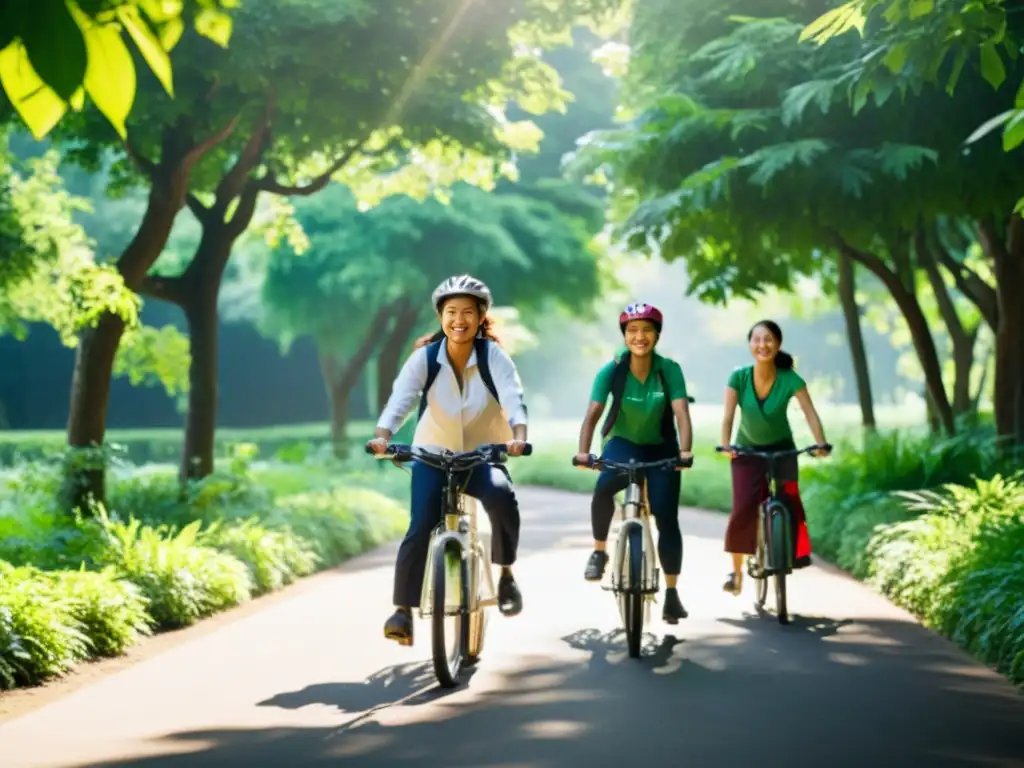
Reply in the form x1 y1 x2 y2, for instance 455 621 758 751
919 226 979 421
61 132 203 511
318 303 400 457
838 239 956 435
836 253 876 430
980 216 1024 447
376 300 422 411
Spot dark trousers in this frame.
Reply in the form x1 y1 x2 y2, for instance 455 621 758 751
591 437 683 575
393 460 520 607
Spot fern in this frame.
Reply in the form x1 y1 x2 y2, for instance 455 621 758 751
742 139 832 186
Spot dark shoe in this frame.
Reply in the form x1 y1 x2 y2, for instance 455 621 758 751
722 572 742 596
584 550 608 582
384 608 413 646
662 587 688 624
497 571 523 617
794 555 812 569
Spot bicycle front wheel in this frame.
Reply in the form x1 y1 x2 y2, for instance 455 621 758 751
753 538 768 609
431 540 469 688
621 525 644 659
766 501 791 625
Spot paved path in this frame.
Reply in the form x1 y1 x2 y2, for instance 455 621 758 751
0 487 1021 767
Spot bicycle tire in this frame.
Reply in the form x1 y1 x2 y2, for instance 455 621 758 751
623 525 644 659
767 501 791 625
754 536 768 608
466 558 487 665
431 540 469 688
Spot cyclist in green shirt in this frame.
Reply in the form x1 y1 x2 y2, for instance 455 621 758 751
575 303 694 623
719 319 830 596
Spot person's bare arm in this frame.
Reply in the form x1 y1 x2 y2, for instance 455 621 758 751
577 401 605 457
670 398 693 455
720 387 739 453
794 387 828 449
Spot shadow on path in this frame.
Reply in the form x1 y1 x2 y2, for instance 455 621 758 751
75 616 1024 768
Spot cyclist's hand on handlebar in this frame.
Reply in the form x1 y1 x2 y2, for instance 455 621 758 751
717 445 738 460
366 437 389 456
506 439 529 457
573 452 595 469
811 443 832 458
678 449 693 469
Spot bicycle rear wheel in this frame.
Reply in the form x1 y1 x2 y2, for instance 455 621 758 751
766 501 791 625
621 525 644 659
431 540 469 688
753 536 768 609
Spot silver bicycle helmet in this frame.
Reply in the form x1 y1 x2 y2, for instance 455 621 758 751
431 274 493 312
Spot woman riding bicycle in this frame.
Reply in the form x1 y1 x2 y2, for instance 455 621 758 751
719 319 830 596
575 302 694 624
367 274 529 646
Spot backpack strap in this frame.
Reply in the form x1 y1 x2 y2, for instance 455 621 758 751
473 337 500 405
658 368 678 448
417 340 444 421
416 337 502 422
599 354 632 438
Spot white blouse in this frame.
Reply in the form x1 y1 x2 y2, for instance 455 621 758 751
376 341 528 452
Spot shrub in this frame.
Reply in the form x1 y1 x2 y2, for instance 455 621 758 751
0 562 89 687
95 516 253 630
802 428 1004 562
273 487 408 565
199 518 319 594
48 567 151 657
864 473 1024 685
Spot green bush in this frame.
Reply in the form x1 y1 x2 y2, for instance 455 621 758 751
802 428 1004 563
864 473 1024 685
95 516 253 630
0 562 89 687
199 518 319 594
49 567 151 658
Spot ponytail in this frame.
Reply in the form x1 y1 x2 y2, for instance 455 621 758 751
775 350 795 370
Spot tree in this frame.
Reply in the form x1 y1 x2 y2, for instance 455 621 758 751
260 180 604 453
53 0 626 495
573 2 1019 438
1 0 237 139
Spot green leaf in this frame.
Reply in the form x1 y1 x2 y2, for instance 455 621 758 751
0 42 68 139
195 8 233 48
964 110 1014 145
1014 196 1023 215
799 2 866 45
1016 78 1024 110
946 49 967 95
883 43 908 74
21 0 88 101
1003 111 1024 152
908 0 934 20
117 5 173 96
157 17 184 49
979 43 1006 90
76 8 137 139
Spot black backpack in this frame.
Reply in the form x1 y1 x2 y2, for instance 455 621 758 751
418 337 500 420
599 353 681 447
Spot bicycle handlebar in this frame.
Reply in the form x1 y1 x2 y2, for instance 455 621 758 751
366 442 533 468
715 443 832 459
571 454 693 471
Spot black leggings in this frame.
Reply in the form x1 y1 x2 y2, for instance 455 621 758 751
591 437 683 575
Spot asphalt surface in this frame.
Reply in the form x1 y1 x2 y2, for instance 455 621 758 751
0 486 1021 768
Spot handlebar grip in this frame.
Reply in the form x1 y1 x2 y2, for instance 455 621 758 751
571 454 596 468
522 443 533 457
677 456 694 469
715 446 730 453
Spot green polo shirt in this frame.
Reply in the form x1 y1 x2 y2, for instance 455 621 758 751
727 365 807 447
590 351 688 446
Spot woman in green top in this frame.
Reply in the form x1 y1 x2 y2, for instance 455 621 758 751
575 303 694 624
719 319 830 596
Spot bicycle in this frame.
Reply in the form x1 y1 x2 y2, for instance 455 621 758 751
571 453 692 658
715 443 832 625
368 441 532 688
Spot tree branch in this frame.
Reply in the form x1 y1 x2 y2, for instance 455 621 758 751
138 274 186 307
122 136 156 178
182 115 241 168
257 139 370 196
186 193 213 225
225 180 261 239
917 222 967 344
214 95 277 214
932 222 998 330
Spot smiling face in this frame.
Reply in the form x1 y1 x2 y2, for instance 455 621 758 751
749 323 780 364
624 319 658 357
439 295 482 344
